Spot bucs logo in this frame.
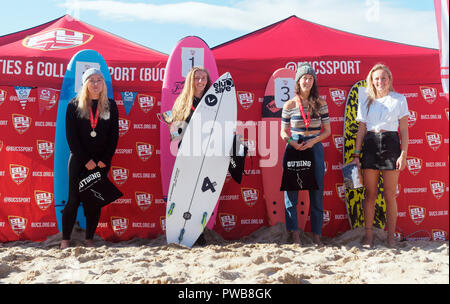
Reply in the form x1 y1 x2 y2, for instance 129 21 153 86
409 205 426 225
237 91 254 110
22 28 93 51
241 187 259 207
432 229 447 241
118 118 130 137
12 114 32 134
111 166 129 186
36 140 54 160
38 88 59 111
0 89 6 106
219 213 236 232
34 190 53 211
135 192 153 211
138 94 155 113
0 140 3 152
425 132 442 151
111 216 128 237
430 180 445 200
136 142 153 162
333 135 344 153
8 216 27 236
445 108 449 121
407 110 417 128
335 183 345 201
420 86 437 104
329 88 346 106
322 210 331 227
10 164 29 185
406 156 422 176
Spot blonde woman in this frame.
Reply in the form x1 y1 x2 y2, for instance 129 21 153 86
171 66 211 124
354 64 409 248
60 68 119 249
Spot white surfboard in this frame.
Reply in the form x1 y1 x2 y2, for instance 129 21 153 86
165 72 237 247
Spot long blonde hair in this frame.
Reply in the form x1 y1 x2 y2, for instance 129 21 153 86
171 67 211 122
365 63 395 113
76 76 110 120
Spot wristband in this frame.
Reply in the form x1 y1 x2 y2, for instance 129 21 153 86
287 137 293 143
353 149 361 155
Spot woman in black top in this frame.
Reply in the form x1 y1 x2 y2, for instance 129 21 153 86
60 68 119 249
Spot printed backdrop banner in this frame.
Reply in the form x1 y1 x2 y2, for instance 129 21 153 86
1 15 448 243
434 0 449 99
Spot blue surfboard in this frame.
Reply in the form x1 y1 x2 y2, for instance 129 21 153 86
53 49 113 231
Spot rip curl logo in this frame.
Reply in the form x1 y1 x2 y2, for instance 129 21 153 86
409 205 426 225
425 132 442 151
430 180 445 200
237 91 254 110
172 81 185 95
420 86 437 104
407 110 417 128
10 164 29 185
118 118 130 137
22 28 93 51
219 213 236 232
111 166 129 186
136 142 153 162
406 156 422 176
8 216 27 236
241 188 259 207
329 88 346 106
36 140 54 160
111 216 128 237
135 192 152 211
12 114 32 134
34 190 53 211
138 94 155 113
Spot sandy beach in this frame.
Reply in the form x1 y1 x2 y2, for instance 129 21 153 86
0 224 448 284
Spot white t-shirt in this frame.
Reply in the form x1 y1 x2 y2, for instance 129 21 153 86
356 91 409 132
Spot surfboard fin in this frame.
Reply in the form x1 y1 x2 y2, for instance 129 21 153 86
168 203 175 216
178 228 185 243
201 212 208 229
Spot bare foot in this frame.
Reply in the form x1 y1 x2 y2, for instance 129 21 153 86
313 234 322 246
386 236 396 248
291 231 302 246
362 228 374 248
60 240 70 249
84 239 95 247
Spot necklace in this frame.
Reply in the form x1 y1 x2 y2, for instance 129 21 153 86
296 96 311 129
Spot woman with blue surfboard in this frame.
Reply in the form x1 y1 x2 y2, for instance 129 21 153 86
280 63 331 246
60 68 119 249
353 64 409 248
168 66 212 246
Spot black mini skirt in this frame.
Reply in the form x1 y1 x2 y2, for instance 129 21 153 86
361 131 401 170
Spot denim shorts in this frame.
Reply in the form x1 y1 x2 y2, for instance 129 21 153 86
361 131 401 170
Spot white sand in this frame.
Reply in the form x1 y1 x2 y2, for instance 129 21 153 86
0 224 448 284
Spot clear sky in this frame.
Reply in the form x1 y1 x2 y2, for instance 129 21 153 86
1 0 439 54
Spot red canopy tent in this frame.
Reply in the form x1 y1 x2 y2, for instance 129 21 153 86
213 16 449 241
0 15 167 91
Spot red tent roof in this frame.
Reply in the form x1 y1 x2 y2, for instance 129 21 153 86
0 15 168 91
212 16 440 86
213 15 438 58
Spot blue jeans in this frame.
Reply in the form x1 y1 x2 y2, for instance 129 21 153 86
284 133 325 235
